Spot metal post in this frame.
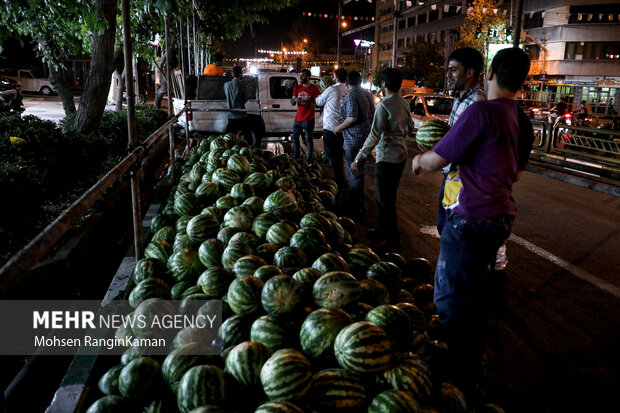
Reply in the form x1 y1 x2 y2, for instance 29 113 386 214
165 18 175 182
391 0 397 67
121 0 142 260
337 0 342 67
193 2 198 75
513 0 524 48
187 15 191 76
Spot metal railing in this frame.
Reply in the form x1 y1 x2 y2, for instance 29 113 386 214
0 103 190 299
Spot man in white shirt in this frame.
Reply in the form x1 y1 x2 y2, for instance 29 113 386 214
316 68 349 190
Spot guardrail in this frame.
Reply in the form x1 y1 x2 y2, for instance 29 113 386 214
0 103 190 299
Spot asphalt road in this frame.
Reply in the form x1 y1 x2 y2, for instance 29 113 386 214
348 141 620 413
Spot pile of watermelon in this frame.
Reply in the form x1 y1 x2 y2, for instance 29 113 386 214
85 134 505 413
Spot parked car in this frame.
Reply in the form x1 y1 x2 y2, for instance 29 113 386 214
0 76 24 112
405 94 454 130
3 69 56 95
517 99 549 120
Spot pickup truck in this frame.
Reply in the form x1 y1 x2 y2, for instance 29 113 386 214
3 69 56 95
173 71 323 137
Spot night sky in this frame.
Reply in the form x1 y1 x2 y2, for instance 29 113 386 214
222 0 377 58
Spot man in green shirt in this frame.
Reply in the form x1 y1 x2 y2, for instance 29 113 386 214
351 68 414 251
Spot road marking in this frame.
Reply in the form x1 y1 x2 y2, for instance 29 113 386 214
419 225 620 299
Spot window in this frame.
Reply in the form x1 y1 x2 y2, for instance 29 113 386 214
443 5 460 18
397 38 405 49
269 77 297 99
527 44 541 60
524 12 544 29
408 17 415 26
418 13 427 24
429 32 436 43
568 4 620 24
565 42 620 60
429 10 439 22
398 19 406 29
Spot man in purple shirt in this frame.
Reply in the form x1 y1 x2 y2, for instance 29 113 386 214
412 48 533 401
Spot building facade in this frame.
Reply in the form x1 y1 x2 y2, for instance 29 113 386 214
373 0 620 115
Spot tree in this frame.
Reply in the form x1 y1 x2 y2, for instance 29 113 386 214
401 41 444 89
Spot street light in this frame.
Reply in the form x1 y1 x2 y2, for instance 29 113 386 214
303 39 308 44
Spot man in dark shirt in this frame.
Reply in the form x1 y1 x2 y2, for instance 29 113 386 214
224 66 250 142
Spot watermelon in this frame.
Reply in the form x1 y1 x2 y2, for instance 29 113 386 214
241 196 264 216
312 271 361 309
263 189 299 217
162 343 213 393
218 314 254 348
132 298 176 337
128 278 170 308
359 279 391 307
254 265 283 282
273 246 307 271
212 168 241 191
319 75 333 92
217 227 241 245
261 275 304 316
144 240 173 264
228 231 260 249
415 119 450 148
175 215 194 234
85 396 130 413
171 281 194 300
299 308 353 361
306 368 366 411
344 301 374 322
382 354 432 401
333 321 392 374
291 267 322 301
227 275 265 315
266 222 296 245
152 226 177 243
172 325 219 352
194 181 220 206
174 193 201 216
221 242 254 269
411 283 435 309
437 382 468 413
98 364 123 396
227 153 251 176
256 243 280 264
252 213 280 239
201 206 225 223
177 365 228 413
366 261 402 300
215 195 239 211
223 206 254 232
230 183 255 201
186 214 220 243
198 238 226 267
346 247 381 279
150 213 172 234
289 227 328 262
254 401 305 413
197 267 235 297
168 249 205 283
368 389 421 413
250 315 296 352
224 341 271 387
260 349 312 401
244 172 270 195
299 212 332 234
118 357 162 400
173 234 198 252
132 257 169 284
365 305 414 353
311 252 350 274
232 255 267 277
395 303 427 333
317 190 336 208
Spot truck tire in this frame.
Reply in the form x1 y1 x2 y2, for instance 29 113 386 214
40 86 53 96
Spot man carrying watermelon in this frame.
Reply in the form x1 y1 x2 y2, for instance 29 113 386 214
349 68 415 251
411 48 533 403
332 71 376 218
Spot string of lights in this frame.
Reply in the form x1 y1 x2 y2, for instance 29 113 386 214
301 12 375 21
257 49 308 55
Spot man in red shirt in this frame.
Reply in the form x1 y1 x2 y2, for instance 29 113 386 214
291 69 321 161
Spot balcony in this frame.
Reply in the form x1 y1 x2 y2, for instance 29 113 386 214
531 59 620 77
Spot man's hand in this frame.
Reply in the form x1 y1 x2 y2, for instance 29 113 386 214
412 155 423 175
417 143 431 153
333 124 342 134
350 161 360 174
291 97 298 106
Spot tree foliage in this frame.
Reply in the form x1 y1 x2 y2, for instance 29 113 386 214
401 41 444 90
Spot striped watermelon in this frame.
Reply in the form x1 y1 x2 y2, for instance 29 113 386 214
227 275 265 315
215 195 239 211
261 275 304 316
415 119 450 148
217 227 241 245
171 281 194 300
366 261 402 300
437 382 467 413
218 314 254 348
365 304 414 353
221 242 254 270
227 153 251 176
333 321 392 374
299 308 353 361
291 267 322 302
359 279 391 307
144 240 173 264
194 181 220 206
266 222 296 245
344 301 374 322
273 246 307 271
224 341 270 387
395 303 427 333
256 243 280 264
250 315 296 352
252 213 280 239
232 255 267 278
98 364 123 395
85 396 130 412
263 189 299 217
312 271 361 309
152 226 177 243
198 238 225 267
244 172 270 195
177 365 228 413
254 265 283 282
212 168 241 192
299 212 332 234
201 206 225 223
174 193 201 216
249 162 269 174
311 252 350 274
230 183 255 201
254 401 305 413
306 368 366 411
368 389 421 413
150 213 172 234
241 196 264 216
223 206 254 232
260 349 312 401
382 354 432 402
132 257 169 284
289 227 328 262
228 232 260 249
186 214 220 243
168 249 205 283
197 267 235 298
346 247 382 279
118 357 162 400
173 234 198 252
175 215 194 234
128 278 170 308
161 343 212 393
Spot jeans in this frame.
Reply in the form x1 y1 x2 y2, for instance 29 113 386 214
323 129 346 191
434 212 514 396
375 161 406 239
291 119 315 160
437 174 447 234
344 141 366 212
